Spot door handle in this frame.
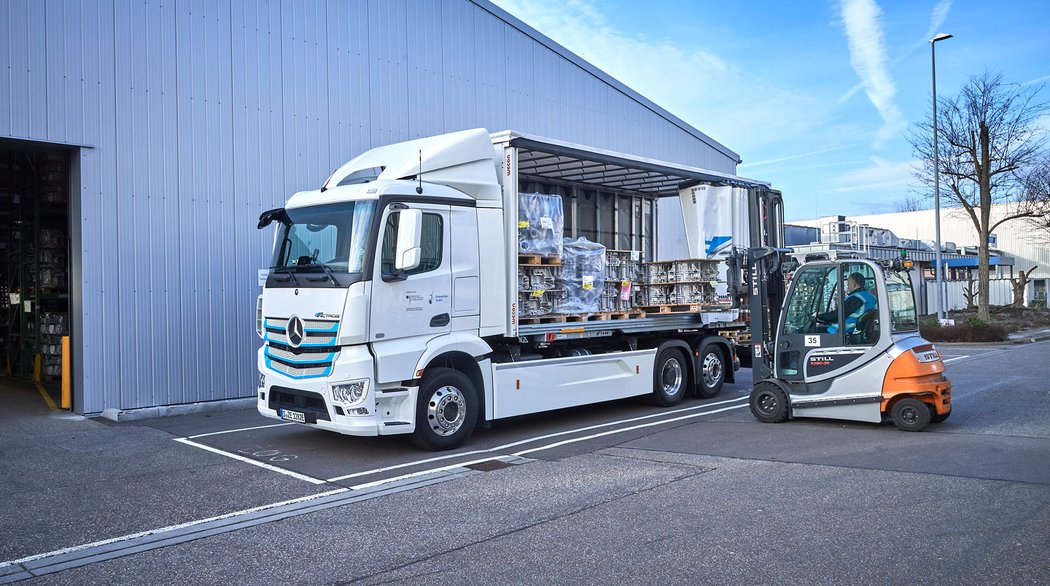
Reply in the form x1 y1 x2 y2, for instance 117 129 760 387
430 313 450 327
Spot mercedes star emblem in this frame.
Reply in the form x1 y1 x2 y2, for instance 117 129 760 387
286 316 305 347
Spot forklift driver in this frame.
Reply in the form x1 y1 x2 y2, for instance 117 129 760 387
815 272 877 337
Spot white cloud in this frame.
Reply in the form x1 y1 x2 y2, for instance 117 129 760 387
830 156 918 193
491 0 836 158
924 0 953 41
839 0 906 146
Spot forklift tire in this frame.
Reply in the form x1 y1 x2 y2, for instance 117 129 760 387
749 382 788 423
696 345 726 399
930 406 951 424
891 398 931 432
651 348 689 407
411 368 479 451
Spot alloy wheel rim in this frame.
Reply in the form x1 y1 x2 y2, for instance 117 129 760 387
427 385 466 436
702 352 723 388
662 359 684 396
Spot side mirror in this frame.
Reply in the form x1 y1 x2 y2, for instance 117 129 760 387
394 209 423 272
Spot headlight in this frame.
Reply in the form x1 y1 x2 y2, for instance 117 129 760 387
331 380 368 406
258 373 266 389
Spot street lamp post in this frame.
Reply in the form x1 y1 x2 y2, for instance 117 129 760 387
931 32 952 321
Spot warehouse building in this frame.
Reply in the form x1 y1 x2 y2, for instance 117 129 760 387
0 0 743 415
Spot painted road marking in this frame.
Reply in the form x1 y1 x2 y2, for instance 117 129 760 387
324 395 749 482
7 398 750 578
173 438 326 485
187 422 293 439
943 355 970 363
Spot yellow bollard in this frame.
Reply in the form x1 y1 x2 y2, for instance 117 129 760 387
33 353 42 382
61 336 71 410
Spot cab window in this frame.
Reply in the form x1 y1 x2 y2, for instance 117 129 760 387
842 263 880 345
381 211 444 277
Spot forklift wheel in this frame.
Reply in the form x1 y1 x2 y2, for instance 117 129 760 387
749 382 788 423
891 398 931 432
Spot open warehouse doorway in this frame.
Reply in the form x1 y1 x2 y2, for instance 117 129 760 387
0 138 76 412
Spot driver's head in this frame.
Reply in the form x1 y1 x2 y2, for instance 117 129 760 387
848 272 866 292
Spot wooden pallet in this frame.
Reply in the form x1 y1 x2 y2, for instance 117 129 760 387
639 304 703 314
518 254 561 266
519 315 567 324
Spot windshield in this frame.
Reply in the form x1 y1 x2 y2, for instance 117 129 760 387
886 269 918 332
270 201 377 275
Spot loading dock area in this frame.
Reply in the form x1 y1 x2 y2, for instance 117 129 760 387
2 341 1048 583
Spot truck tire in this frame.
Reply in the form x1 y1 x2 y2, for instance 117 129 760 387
412 368 479 450
651 348 688 407
696 345 726 398
749 382 788 423
891 397 931 432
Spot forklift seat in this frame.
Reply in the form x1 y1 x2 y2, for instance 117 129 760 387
852 309 879 344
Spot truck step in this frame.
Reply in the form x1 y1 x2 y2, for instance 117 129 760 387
518 254 562 266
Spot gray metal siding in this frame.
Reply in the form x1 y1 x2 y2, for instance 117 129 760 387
2 0 739 413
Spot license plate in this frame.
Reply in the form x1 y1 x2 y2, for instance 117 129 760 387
279 408 306 423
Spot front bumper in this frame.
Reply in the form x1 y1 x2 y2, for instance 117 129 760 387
256 344 417 436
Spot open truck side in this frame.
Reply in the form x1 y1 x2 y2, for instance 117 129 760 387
256 128 781 449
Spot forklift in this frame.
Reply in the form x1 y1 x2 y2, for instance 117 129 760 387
737 246 952 432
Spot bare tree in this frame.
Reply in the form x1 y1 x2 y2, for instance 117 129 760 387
910 72 1048 321
1020 154 1050 242
895 194 928 212
963 272 977 310
1010 266 1038 307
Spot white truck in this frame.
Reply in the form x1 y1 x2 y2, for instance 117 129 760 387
255 129 783 449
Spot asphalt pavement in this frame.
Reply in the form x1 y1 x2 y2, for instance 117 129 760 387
1 340 1048 584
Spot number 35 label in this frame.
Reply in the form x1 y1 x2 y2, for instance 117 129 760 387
804 335 820 347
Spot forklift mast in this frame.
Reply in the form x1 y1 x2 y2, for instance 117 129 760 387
727 188 787 382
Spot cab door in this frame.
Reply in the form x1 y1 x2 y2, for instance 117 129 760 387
775 264 842 381
370 203 453 343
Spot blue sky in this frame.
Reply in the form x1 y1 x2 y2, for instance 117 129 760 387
490 0 1050 220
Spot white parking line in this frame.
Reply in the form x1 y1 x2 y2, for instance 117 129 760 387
173 438 327 485
9 397 752 574
187 422 293 439
943 355 970 363
324 395 749 482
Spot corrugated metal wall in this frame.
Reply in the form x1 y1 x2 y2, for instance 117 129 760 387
1 0 740 413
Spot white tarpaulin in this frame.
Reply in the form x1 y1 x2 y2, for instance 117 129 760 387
678 184 751 320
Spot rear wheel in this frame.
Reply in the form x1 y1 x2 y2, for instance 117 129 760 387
412 368 478 450
891 397 931 432
749 382 788 423
696 345 726 398
651 348 688 406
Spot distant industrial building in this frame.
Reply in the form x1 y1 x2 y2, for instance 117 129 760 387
791 205 1049 311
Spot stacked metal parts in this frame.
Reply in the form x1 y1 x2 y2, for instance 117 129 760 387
556 237 606 314
517 192 564 318
600 250 642 312
517 192 563 258
639 259 723 307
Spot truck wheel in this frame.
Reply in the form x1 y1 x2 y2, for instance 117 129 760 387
412 368 478 451
696 345 726 398
930 407 951 424
651 348 688 406
749 382 788 423
891 398 931 432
